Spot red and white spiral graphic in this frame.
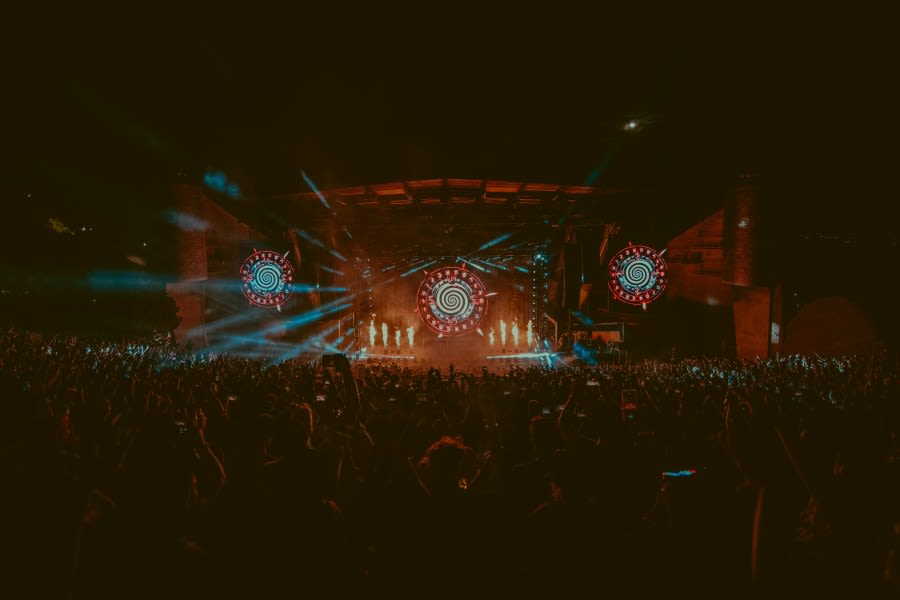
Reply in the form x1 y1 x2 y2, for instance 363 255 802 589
608 244 668 306
240 249 294 308
417 267 487 335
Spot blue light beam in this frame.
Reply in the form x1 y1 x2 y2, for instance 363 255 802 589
301 171 331 209
477 232 513 252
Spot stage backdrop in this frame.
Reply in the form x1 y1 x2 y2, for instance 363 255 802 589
366 262 535 363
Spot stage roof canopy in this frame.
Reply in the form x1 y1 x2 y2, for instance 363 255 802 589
271 178 627 211
262 178 632 260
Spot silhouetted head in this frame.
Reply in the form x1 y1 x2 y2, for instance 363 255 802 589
529 415 562 460
417 435 476 496
548 449 587 500
272 402 314 456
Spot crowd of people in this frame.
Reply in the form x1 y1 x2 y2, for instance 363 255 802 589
2 326 899 598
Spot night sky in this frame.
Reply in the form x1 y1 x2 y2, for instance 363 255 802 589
2 6 894 273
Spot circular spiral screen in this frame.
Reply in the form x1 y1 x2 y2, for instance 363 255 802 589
240 250 295 308
608 244 668 306
417 267 487 335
